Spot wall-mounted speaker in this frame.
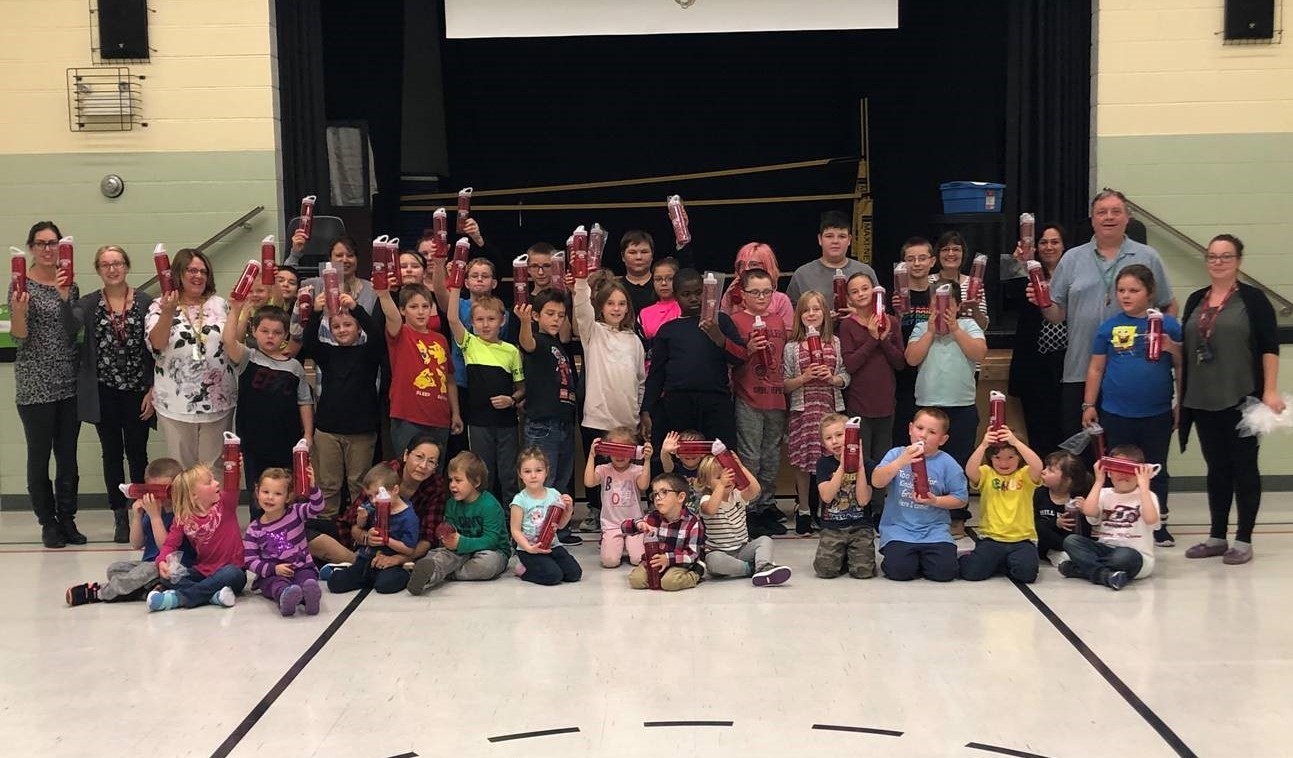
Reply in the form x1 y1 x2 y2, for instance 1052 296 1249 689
1224 0 1275 40
99 0 150 60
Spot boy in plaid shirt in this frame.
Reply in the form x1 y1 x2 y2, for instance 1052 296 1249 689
623 472 706 591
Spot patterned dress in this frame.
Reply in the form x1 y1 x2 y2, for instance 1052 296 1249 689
784 336 847 472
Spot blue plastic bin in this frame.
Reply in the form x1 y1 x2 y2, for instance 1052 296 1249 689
939 181 1006 214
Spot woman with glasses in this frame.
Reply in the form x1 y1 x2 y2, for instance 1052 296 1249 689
931 231 989 329
145 248 237 468
70 245 155 543
9 221 84 548
1006 224 1069 458
1179 235 1283 565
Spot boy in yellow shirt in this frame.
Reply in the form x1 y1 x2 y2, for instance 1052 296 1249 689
959 426 1043 583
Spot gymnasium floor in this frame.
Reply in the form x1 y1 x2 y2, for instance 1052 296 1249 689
1 493 1288 758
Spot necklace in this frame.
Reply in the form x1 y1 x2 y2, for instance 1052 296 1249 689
178 298 207 360
104 288 132 343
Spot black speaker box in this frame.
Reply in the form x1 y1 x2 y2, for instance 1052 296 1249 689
1224 0 1275 40
99 0 150 59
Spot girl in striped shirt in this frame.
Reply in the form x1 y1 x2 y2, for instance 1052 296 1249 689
243 467 326 617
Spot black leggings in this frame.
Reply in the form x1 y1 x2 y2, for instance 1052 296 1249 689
1193 405 1262 543
17 397 80 525
95 385 151 512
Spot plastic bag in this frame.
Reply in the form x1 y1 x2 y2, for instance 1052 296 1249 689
165 552 188 583
1236 394 1293 438
1059 425 1096 455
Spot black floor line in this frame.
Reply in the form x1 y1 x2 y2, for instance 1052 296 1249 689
384 753 419 758
486 727 581 743
210 588 373 758
965 741 1049 758
811 724 903 737
643 720 734 727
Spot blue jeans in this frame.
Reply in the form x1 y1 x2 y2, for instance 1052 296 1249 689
525 416 575 493
171 564 247 608
1062 534 1144 583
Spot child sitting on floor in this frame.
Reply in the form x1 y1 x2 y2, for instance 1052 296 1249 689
1059 445 1159 591
959 426 1043 583
149 464 248 611
510 447 582 586
407 451 512 594
624 472 705 592
695 454 791 586
1035 452 1088 566
327 465 420 595
242 467 325 616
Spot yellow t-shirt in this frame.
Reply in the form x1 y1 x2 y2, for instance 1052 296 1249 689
977 465 1038 543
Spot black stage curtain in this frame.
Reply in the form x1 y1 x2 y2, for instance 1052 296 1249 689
275 0 330 227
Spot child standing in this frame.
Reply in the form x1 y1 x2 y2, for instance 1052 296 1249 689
1036 452 1088 565
813 413 876 579
510 447 582 586
377 283 460 458
222 301 314 520
1060 446 1160 590
516 293 577 494
783 290 850 534
959 426 1044 583
327 464 420 595
625 473 705 592
447 285 524 505
243 467 326 616
871 408 969 582
696 454 791 586
149 464 248 611
407 451 511 594
639 257 681 343
1081 264 1182 548
66 458 187 606
892 237 936 449
585 427 653 568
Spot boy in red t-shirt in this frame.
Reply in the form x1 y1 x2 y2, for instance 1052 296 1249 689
729 267 789 532
377 284 461 463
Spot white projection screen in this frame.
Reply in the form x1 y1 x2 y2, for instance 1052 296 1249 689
444 0 899 38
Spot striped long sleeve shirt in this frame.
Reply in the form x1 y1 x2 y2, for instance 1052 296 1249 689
622 506 705 569
243 487 325 581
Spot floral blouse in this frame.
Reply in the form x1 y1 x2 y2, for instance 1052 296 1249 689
94 297 150 392
10 280 80 406
144 295 237 422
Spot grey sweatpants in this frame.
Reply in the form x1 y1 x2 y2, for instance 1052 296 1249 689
99 559 161 602
734 400 786 510
408 547 509 594
704 536 774 578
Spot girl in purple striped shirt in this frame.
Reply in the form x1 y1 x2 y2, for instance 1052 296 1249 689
243 467 325 617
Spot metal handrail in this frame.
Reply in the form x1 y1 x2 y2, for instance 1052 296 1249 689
1124 197 1292 316
138 205 265 292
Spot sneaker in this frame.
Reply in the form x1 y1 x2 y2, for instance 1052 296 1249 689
146 589 179 612
112 509 130 544
795 514 813 536
760 511 788 536
1153 526 1175 548
279 585 303 617
1185 542 1227 559
1222 547 1253 565
556 529 583 547
1056 560 1079 579
578 513 601 533
41 524 66 549
950 520 968 540
1048 550 1071 567
752 564 792 587
301 579 322 615
318 562 350 582
514 562 527 578
1105 570 1130 591
407 559 436 596
66 582 101 607
60 518 88 546
211 587 237 608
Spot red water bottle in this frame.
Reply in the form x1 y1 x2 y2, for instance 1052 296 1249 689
674 439 715 458
667 194 691 246
844 416 862 474
1146 309 1163 362
933 283 953 334
296 286 314 327
967 254 987 303
806 325 824 366
119 482 172 501
222 432 242 493
1027 260 1052 307
594 440 644 460
872 285 887 320
911 440 930 499
894 262 911 314
292 438 310 499
299 195 317 241
231 259 262 302
1087 423 1106 458
1100 456 1143 477
432 208 449 259
446 237 470 289
513 254 529 307
712 439 751 490
321 262 341 315
989 390 1006 430
435 521 456 544
1019 213 1036 257
535 503 565 550
385 238 401 289
374 487 391 546
152 244 173 297
57 236 74 282
588 223 607 273
701 272 719 322
643 534 664 590
751 315 772 372
456 187 473 233
550 252 566 293
728 278 743 310
370 236 391 292
832 268 848 313
1064 498 1082 530
260 235 276 285
571 225 589 279
10 247 27 296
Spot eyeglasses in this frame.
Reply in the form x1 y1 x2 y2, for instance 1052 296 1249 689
528 262 552 270
650 489 685 500
653 276 675 284
743 288 774 298
407 452 438 467
97 262 127 270
184 267 209 277
1205 254 1238 263
904 255 932 264
30 240 59 250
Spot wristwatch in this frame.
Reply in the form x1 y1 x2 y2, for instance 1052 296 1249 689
1081 402 1094 411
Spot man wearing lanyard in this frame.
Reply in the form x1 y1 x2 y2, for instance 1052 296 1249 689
1031 189 1176 443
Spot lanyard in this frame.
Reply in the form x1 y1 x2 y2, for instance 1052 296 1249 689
1196 284 1237 342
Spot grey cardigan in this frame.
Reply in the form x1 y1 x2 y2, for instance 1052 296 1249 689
66 289 156 424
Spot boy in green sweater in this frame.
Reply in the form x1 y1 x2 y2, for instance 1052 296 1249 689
407 451 512 595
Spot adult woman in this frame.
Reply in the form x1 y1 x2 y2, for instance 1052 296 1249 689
308 436 447 565
146 248 237 468
71 246 155 543
9 221 83 548
1007 224 1068 457
299 235 377 316
722 242 793 323
1179 235 1283 565
931 231 989 328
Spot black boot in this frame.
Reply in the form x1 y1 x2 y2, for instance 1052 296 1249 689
42 524 67 549
60 516 88 545
113 509 130 543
